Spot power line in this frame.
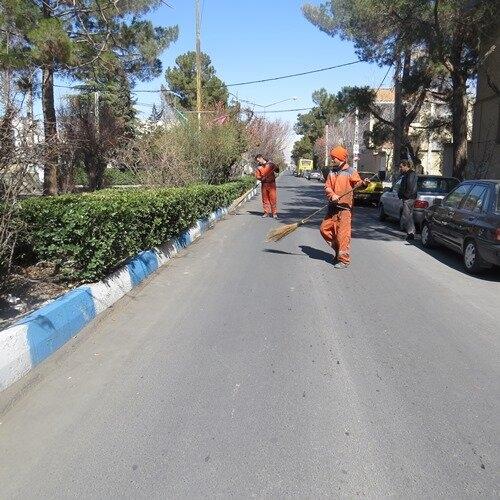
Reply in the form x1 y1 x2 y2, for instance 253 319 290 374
375 64 393 93
226 60 362 87
52 60 364 95
253 107 313 114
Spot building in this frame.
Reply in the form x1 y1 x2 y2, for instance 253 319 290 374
328 87 474 179
470 26 500 178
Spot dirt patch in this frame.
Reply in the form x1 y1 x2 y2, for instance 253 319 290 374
0 263 72 330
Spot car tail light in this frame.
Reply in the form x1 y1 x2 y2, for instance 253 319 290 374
414 200 429 209
495 228 500 241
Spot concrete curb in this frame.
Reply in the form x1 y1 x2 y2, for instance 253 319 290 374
0 184 259 392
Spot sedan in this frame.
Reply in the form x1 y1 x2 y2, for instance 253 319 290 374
379 175 459 231
305 170 323 181
421 180 500 273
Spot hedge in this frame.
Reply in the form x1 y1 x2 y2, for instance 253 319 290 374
18 177 255 282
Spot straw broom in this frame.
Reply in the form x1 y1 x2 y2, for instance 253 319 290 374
266 173 379 242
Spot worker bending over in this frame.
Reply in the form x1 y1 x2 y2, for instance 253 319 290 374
255 154 279 219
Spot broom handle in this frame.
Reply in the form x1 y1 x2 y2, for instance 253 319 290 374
299 173 379 225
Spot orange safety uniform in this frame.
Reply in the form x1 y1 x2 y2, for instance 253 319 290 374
255 162 279 215
320 164 361 264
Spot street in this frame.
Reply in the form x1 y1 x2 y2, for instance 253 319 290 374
1 173 499 497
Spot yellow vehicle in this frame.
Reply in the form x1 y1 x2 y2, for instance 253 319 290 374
354 171 384 205
296 158 314 177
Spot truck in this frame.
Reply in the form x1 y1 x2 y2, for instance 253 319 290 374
295 158 314 177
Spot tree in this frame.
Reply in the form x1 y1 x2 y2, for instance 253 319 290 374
165 51 228 110
295 88 339 143
247 116 290 169
59 89 130 191
303 0 435 172
291 136 314 165
0 0 178 194
419 0 499 179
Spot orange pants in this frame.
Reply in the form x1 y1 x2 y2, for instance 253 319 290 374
261 182 277 214
320 210 352 264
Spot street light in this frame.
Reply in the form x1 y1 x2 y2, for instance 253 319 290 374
229 93 299 109
262 97 298 109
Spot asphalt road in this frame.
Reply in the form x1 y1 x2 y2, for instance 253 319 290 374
1 173 499 498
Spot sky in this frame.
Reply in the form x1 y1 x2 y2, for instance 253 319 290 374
57 0 394 159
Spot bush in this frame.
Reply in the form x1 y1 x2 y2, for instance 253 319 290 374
18 177 254 282
118 110 248 187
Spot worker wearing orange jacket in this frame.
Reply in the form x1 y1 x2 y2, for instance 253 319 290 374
255 154 279 218
320 146 369 269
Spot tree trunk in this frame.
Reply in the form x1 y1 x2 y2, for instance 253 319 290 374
41 0 58 195
392 54 403 175
451 72 468 180
42 64 58 195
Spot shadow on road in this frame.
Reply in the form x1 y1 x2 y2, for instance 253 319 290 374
414 242 500 282
263 249 302 256
299 245 333 265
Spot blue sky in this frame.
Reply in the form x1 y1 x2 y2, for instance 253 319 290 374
134 0 392 123
52 0 393 158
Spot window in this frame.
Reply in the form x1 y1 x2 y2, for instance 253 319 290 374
443 184 472 208
417 177 459 194
462 185 489 213
495 185 500 214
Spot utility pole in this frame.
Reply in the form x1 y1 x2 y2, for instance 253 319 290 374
195 0 202 127
353 107 360 169
324 123 329 167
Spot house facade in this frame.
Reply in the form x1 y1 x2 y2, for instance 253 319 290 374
470 29 500 179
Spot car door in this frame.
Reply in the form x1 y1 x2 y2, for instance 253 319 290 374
431 183 472 246
451 184 491 247
384 178 402 218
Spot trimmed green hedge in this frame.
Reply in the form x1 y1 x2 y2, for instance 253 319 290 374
19 177 255 282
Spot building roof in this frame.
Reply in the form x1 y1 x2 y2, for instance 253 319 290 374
375 88 395 103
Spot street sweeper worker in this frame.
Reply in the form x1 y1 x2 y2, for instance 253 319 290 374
320 146 370 269
255 154 279 219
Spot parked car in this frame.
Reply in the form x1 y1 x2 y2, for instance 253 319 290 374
379 175 459 231
305 170 322 181
354 171 384 205
421 180 500 273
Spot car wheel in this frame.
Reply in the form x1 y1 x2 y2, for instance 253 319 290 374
378 203 387 221
421 222 435 248
463 239 491 274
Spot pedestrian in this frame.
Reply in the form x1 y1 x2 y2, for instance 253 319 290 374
255 154 279 219
320 146 370 269
397 159 418 241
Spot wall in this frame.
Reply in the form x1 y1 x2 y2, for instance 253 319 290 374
470 32 500 179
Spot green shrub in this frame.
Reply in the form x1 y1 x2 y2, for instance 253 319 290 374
18 177 255 282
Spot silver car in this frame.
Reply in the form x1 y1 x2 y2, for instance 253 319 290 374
378 175 459 231
305 170 323 181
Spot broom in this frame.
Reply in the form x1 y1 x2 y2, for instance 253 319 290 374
266 173 379 242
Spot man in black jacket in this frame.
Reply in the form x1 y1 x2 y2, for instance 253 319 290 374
398 160 417 240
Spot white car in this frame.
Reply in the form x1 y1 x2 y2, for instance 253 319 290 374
305 170 322 181
379 175 459 231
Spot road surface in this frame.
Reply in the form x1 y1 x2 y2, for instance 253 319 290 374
1 173 499 497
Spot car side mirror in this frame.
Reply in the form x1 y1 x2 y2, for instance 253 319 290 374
433 198 443 207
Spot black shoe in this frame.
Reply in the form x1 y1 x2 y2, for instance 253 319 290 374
406 233 415 241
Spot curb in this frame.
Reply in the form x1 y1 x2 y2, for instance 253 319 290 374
0 184 259 392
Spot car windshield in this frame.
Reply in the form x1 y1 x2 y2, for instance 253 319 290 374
418 177 459 194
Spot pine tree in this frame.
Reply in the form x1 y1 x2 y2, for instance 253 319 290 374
165 51 228 110
0 0 178 194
